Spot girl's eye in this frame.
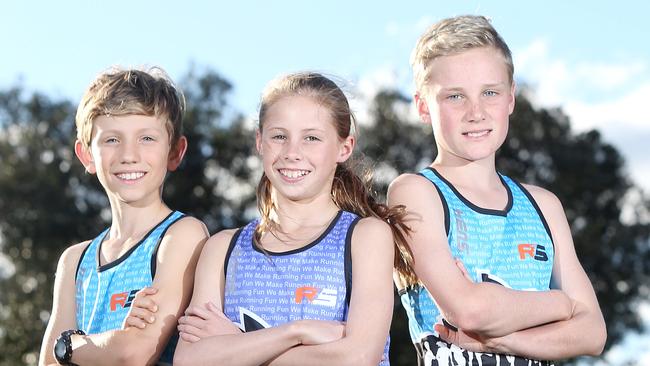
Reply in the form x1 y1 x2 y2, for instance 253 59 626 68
271 134 286 140
447 94 463 101
305 136 321 142
105 137 119 144
142 136 155 142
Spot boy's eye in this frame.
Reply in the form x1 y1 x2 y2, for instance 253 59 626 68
447 94 463 101
142 136 156 142
484 90 498 97
271 134 286 140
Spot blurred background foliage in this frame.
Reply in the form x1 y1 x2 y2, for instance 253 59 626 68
0 68 648 365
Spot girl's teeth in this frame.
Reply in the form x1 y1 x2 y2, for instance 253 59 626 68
281 170 308 178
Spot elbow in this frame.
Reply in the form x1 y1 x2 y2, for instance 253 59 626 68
585 322 607 356
444 302 489 332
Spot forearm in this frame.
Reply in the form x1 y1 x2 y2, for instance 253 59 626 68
452 283 572 337
486 303 606 359
70 329 158 366
174 325 300 366
267 338 380 366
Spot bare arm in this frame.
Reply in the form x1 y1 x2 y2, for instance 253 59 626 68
441 187 606 359
265 217 395 366
65 217 207 366
173 230 327 366
39 243 88 366
388 174 573 337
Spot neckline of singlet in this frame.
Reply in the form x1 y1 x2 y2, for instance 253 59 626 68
95 211 176 272
426 167 514 217
251 210 344 256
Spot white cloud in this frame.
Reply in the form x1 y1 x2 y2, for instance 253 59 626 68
514 40 650 193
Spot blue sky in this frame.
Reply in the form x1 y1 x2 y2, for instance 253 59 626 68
2 1 650 362
2 0 649 196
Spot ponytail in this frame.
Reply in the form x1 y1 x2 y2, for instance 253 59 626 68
332 161 418 287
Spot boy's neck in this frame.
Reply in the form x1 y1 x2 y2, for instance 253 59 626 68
107 200 172 240
431 156 501 190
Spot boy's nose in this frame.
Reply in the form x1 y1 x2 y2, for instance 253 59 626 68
120 141 140 163
466 101 486 123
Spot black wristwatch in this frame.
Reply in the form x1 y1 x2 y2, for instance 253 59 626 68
53 329 85 365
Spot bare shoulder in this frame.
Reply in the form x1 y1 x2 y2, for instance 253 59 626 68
521 183 564 213
166 215 209 240
58 240 91 271
201 228 240 257
388 173 432 196
351 217 393 253
354 216 392 239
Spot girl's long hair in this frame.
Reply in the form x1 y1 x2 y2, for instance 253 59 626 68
255 72 417 287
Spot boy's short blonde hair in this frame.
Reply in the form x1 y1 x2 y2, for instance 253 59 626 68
75 66 185 148
411 15 513 94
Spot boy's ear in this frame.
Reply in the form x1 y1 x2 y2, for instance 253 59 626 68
167 136 188 171
336 135 355 163
508 82 516 115
74 140 96 174
415 92 432 124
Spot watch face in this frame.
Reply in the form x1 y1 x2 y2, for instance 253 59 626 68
54 338 67 359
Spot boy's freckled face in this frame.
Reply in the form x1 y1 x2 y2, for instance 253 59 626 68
420 46 515 163
87 115 172 205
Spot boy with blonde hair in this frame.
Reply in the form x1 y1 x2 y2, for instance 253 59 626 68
389 15 606 365
39 67 208 366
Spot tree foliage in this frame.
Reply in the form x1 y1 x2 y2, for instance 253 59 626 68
0 71 648 365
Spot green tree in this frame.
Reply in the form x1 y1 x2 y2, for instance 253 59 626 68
0 69 259 365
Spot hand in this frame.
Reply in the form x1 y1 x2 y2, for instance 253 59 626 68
435 323 498 353
122 287 158 329
455 259 472 282
294 319 345 345
178 302 241 342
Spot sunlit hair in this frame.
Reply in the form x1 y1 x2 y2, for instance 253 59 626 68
255 71 417 286
75 66 185 148
411 15 514 95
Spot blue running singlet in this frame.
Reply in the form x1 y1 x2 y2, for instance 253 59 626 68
224 210 390 365
75 211 185 365
400 168 555 366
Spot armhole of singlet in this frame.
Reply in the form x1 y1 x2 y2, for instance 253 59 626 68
223 227 245 278
418 169 451 235
344 216 362 306
150 213 187 280
74 241 93 282
512 179 555 251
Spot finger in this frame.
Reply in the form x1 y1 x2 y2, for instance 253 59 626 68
133 296 159 312
123 316 148 329
178 323 205 337
455 259 472 280
434 323 449 339
129 307 156 323
137 287 159 296
186 304 213 320
180 331 201 343
178 315 208 328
